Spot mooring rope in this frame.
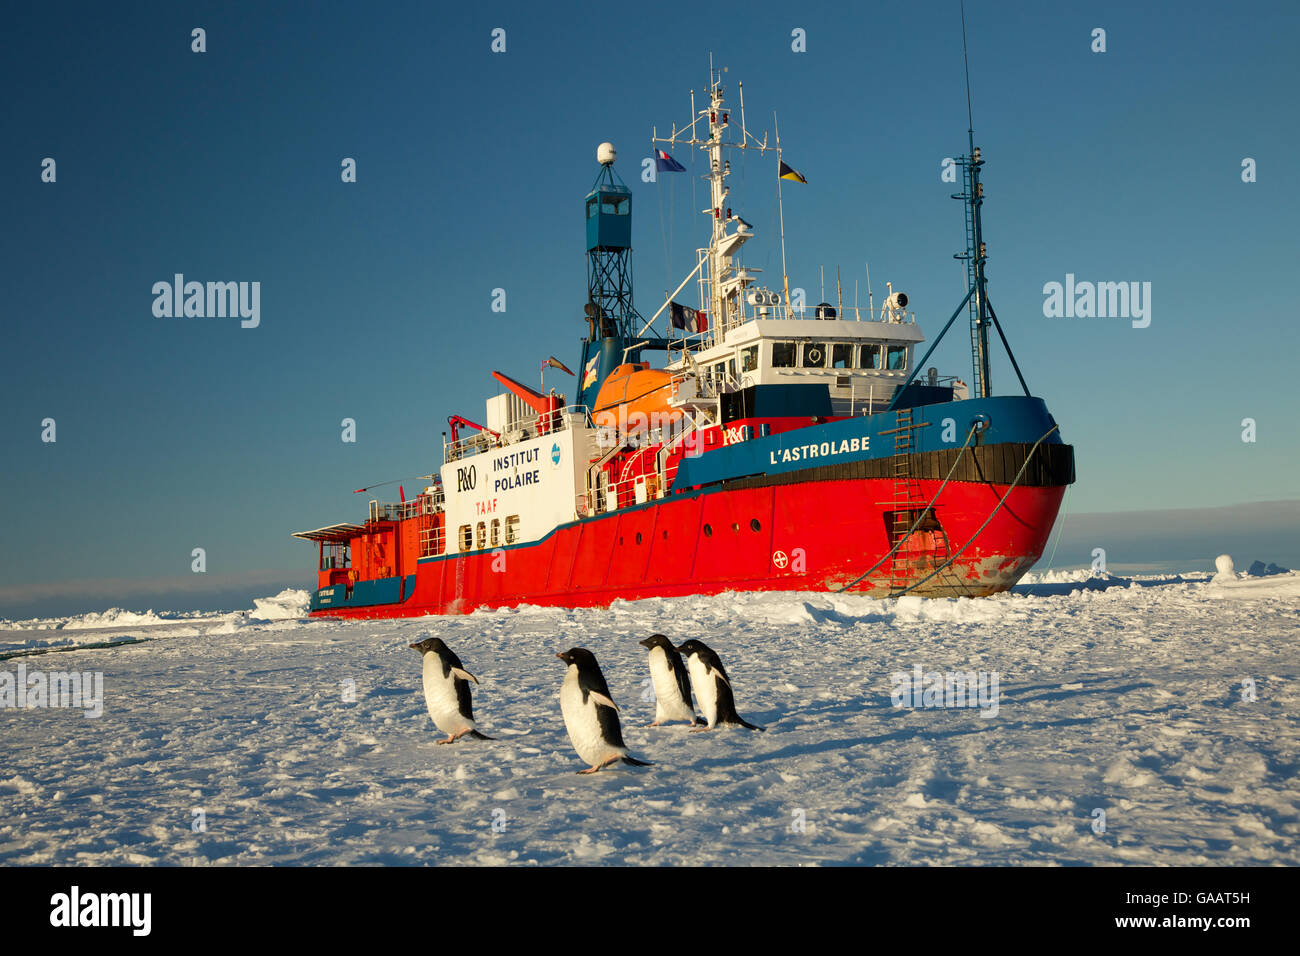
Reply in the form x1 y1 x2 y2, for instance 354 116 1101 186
832 422 981 592
889 423 1062 598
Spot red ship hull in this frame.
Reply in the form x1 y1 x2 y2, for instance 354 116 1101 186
312 476 1065 619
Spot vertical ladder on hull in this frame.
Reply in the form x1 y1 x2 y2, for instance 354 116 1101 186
886 407 956 596
888 408 921 594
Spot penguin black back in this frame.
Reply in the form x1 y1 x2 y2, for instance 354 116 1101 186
412 636 474 716
677 639 765 731
410 635 492 741
638 633 696 713
557 647 627 749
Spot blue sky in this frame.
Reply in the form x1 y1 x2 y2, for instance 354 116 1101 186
2 0 1298 617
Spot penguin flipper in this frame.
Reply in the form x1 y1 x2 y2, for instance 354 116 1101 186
621 755 653 767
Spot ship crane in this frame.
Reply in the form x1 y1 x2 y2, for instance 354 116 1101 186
446 415 499 445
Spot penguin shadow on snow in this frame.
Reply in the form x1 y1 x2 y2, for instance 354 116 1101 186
677 679 1184 775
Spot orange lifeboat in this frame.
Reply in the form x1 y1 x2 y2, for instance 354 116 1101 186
592 362 685 434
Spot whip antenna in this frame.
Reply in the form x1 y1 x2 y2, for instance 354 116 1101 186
961 0 975 135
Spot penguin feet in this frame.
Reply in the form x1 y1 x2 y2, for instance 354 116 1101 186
438 728 493 745
577 754 628 774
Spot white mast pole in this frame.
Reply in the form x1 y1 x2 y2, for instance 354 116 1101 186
706 66 727 344
739 81 748 149
775 112 790 315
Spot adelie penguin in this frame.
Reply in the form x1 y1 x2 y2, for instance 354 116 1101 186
410 636 494 744
638 634 704 726
556 648 653 774
676 639 766 731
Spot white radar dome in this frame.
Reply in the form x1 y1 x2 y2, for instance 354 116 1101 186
597 142 617 166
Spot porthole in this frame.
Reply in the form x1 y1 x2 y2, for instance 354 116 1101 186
703 524 713 537
662 530 668 540
635 532 643 545
731 522 740 533
750 518 761 532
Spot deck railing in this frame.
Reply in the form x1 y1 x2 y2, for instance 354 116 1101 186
367 489 444 523
576 420 700 518
443 406 592 462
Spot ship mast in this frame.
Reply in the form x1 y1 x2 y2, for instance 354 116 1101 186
955 0 992 399
888 3 1034 410
704 68 727 327
650 59 774 347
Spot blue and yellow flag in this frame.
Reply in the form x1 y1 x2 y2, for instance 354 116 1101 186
778 160 807 184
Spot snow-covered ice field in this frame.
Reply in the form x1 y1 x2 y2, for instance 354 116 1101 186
2 568 1297 866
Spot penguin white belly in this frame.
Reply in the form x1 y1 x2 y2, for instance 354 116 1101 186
687 656 719 727
561 669 624 765
648 647 693 723
422 655 473 735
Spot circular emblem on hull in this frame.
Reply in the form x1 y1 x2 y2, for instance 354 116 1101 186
772 550 789 569
551 442 561 467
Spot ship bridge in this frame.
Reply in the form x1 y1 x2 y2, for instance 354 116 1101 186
665 292 965 417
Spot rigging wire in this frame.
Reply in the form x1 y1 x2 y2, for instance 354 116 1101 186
891 424 1063 598
832 422 982 592
1017 481 1073 597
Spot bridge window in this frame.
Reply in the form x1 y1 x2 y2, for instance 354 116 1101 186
771 341 796 368
831 343 853 368
858 343 882 369
458 524 472 552
886 345 907 370
800 343 826 368
320 543 350 571
505 515 520 544
740 345 758 372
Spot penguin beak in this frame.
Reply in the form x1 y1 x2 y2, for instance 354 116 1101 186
408 643 419 650
555 652 565 661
